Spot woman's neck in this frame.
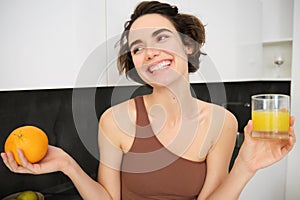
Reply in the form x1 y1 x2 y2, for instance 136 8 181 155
146 81 198 119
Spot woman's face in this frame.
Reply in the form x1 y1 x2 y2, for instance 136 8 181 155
128 14 191 87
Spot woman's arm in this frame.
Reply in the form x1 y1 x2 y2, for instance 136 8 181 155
49 147 115 200
97 107 126 200
1 145 114 200
1 106 126 200
198 109 238 199
198 116 296 200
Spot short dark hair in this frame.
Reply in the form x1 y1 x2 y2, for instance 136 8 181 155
117 1 206 82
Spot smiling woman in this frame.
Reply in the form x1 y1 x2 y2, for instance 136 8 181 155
119 17 201 89
118 3 205 85
1 1 296 200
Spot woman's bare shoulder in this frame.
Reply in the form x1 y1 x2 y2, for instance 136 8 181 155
196 99 238 143
197 99 237 122
99 98 137 146
100 98 136 127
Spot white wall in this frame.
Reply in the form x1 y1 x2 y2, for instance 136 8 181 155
286 0 300 199
0 0 106 91
240 158 287 200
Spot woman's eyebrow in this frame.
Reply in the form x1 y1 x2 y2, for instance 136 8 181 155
128 28 173 50
129 39 142 50
152 28 173 37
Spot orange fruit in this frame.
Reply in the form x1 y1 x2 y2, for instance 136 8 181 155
4 125 48 165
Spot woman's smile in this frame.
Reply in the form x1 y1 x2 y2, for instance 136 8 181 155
147 59 172 74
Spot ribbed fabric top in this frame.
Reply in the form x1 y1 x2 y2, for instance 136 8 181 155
121 96 206 200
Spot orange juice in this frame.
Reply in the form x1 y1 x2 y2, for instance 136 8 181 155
252 110 290 139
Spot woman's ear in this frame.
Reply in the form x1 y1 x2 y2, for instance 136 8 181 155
184 45 194 55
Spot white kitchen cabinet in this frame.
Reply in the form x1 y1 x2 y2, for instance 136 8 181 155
261 0 294 42
72 0 107 88
0 0 292 89
106 0 143 86
190 0 263 83
0 0 107 91
260 0 294 80
261 0 294 79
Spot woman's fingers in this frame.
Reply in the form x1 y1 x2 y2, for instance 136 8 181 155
17 149 36 173
1 152 12 171
243 120 253 140
1 150 34 174
244 120 250 133
286 125 296 151
7 151 19 170
2 151 19 172
2 146 65 175
290 116 295 126
285 116 296 153
17 149 29 166
18 149 44 174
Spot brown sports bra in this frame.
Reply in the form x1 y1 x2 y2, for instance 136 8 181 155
121 96 207 200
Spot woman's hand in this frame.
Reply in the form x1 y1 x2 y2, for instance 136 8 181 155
1 145 71 175
237 116 296 174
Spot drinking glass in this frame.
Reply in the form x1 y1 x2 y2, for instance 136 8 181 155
251 94 290 139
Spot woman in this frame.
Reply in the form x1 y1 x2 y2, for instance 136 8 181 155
1 1 296 199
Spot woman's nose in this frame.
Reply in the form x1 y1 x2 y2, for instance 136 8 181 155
145 47 160 60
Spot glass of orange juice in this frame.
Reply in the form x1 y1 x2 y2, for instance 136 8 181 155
251 94 290 139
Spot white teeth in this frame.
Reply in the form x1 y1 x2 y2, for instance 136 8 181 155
149 61 171 73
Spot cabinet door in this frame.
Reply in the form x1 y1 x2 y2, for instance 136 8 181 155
262 0 294 42
261 0 294 80
106 0 143 86
189 0 263 82
0 0 106 90
72 0 107 88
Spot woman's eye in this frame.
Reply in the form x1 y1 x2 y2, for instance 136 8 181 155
132 47 144 55
157 34 169 42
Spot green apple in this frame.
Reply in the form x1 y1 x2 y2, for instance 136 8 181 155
16 191 38 200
